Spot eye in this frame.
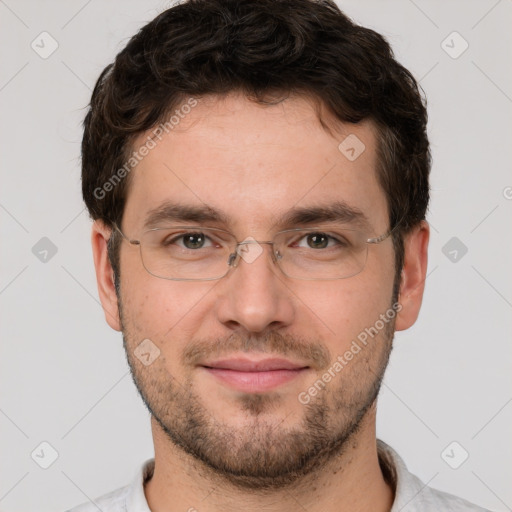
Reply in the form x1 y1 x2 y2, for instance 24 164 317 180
165 232 215 250
296 232 342 249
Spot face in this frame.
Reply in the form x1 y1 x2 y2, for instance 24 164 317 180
93 92 428 489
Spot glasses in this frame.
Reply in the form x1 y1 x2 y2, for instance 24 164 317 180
112 223 397 281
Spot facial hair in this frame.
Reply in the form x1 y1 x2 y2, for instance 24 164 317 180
119 302 395 490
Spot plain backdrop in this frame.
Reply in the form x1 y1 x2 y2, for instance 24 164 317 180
0 1 511 511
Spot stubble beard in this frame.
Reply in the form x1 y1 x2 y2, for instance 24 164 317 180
119 299 394 490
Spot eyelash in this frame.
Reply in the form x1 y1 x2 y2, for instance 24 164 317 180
163 231 348 249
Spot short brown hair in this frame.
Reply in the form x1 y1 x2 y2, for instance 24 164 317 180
81 0 431 292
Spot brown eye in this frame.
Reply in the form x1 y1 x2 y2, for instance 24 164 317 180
162 232 214 250
182 233 206 249
306 233 329 249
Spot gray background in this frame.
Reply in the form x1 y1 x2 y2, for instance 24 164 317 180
0 0 511 511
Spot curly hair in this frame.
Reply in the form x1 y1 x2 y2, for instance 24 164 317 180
81 0 430 291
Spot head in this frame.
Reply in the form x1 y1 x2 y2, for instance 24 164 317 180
84 0 430 490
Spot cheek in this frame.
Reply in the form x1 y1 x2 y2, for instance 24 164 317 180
119 255 216 348
119 280 199 382
307 270 396 349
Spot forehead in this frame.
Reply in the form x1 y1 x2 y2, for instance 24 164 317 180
122 93 388 233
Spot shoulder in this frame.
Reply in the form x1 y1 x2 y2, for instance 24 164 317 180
64 458 155 512
377 441 491 512
396 469 492 511
416 484 492 511
64 483 131 512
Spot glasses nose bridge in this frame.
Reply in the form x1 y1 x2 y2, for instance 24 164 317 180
228 239 279 269
238 239 274 247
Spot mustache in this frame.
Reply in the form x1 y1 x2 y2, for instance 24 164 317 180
182 331 331 371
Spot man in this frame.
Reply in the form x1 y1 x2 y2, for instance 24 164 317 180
69 0 489 510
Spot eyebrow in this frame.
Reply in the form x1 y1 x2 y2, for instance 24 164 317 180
143 203 230 229
278 201 371 231
142 200 371 232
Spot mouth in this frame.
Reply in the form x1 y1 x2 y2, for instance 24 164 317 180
200 356 310 392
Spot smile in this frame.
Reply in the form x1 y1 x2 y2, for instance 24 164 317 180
201 357 310 392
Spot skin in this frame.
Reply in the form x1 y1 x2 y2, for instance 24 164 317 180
91 92 429 512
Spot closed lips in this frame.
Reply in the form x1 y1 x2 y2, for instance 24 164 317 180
201 358 309 371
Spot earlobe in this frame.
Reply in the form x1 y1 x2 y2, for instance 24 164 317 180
394 220 430 331
91 220 122 331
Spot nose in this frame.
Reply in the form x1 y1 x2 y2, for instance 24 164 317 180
213 242 295 334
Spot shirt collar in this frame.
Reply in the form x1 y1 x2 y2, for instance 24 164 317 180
126 457 154 512
377 439 432 511
125 441 426 512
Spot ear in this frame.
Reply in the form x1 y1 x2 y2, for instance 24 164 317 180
91 220 122 331
394 220 430 331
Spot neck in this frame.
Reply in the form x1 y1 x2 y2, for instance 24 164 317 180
144 409 394 512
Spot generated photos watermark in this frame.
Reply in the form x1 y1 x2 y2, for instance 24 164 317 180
298 302 402 405
93 97 198 200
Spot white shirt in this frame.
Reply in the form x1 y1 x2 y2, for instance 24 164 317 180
66 440 491 511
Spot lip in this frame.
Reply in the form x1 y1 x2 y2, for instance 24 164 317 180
203 357 307 372
200 357 309 392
